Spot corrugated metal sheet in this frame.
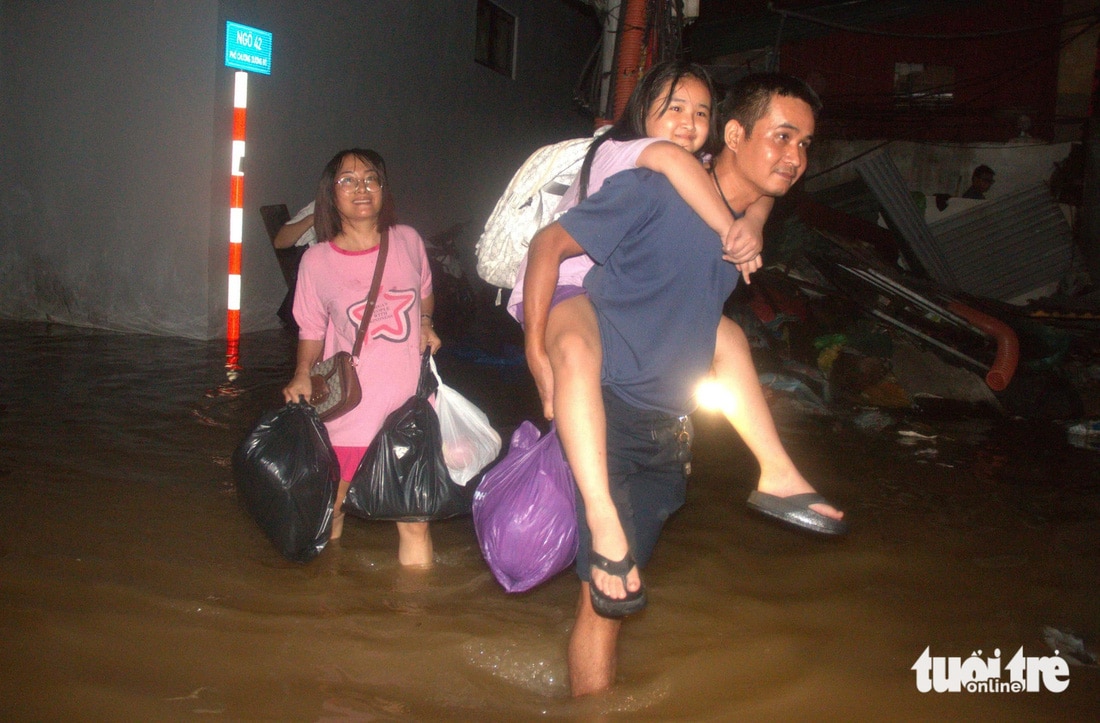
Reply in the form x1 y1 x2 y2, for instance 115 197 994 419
854 149 1075 302
854 149 958 287
928 185 1075 301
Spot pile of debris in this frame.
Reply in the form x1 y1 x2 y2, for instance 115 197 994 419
736 151 1100 428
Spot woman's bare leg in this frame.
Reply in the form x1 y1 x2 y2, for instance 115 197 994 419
396 521 433 567
330 478 352 540
545 295 639 600
712 316 843 520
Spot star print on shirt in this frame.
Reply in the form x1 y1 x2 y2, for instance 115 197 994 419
348 287 417 344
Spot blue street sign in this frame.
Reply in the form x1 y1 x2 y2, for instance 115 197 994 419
225 21 272 75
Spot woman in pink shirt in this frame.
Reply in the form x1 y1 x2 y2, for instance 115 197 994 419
283 148 442 567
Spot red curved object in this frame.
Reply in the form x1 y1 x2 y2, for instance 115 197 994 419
947 301 1019 391
611 0 648 122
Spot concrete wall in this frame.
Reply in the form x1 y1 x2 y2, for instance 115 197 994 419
0 0 599 339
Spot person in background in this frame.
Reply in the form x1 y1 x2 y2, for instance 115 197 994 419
282 148 442 566
272 201 318 249
962 164 995 199
272 201 318 328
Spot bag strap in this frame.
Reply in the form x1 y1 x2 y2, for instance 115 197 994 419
416 348 438 399
350 229 389 361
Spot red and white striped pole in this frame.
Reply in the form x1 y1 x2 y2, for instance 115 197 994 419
227 70 247 369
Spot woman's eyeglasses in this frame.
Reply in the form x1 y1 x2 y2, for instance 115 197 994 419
336 175 383 194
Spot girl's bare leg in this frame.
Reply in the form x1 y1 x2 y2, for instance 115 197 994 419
396 521 433 567
545 295 639 600
713 316 843 521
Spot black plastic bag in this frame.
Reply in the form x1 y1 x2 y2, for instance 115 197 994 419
232 401 338 562
344 351 470 522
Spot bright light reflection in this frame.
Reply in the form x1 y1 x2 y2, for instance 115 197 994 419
696 377 734 412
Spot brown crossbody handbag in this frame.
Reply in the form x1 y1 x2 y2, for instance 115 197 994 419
308 231 389 422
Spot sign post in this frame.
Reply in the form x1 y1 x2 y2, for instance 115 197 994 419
223 21 271 370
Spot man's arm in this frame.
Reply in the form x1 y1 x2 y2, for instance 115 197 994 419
273 214 314 249
523 222 585 418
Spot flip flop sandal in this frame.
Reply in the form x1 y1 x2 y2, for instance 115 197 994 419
589 549 647 618
747 490 849 536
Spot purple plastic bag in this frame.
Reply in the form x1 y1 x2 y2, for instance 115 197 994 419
472 421 578 593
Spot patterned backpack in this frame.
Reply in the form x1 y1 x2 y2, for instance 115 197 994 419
475 132 602 289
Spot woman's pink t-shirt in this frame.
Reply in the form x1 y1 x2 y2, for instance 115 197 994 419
294 224 433 449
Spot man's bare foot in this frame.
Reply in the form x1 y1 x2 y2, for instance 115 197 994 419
588 517 640 601
590 552 640 601
588 549 647 617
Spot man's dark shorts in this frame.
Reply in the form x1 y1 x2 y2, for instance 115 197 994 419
574 388 691 581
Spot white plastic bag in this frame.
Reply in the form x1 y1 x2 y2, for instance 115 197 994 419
430 357 502 485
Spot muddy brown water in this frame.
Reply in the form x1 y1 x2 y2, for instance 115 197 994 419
0 320 1096 720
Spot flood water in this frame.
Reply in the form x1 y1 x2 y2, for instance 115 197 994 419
0 319 1097 720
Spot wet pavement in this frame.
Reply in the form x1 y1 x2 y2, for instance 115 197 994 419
0 319 1097 720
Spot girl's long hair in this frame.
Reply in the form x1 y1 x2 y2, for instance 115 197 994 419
577 61 717 203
